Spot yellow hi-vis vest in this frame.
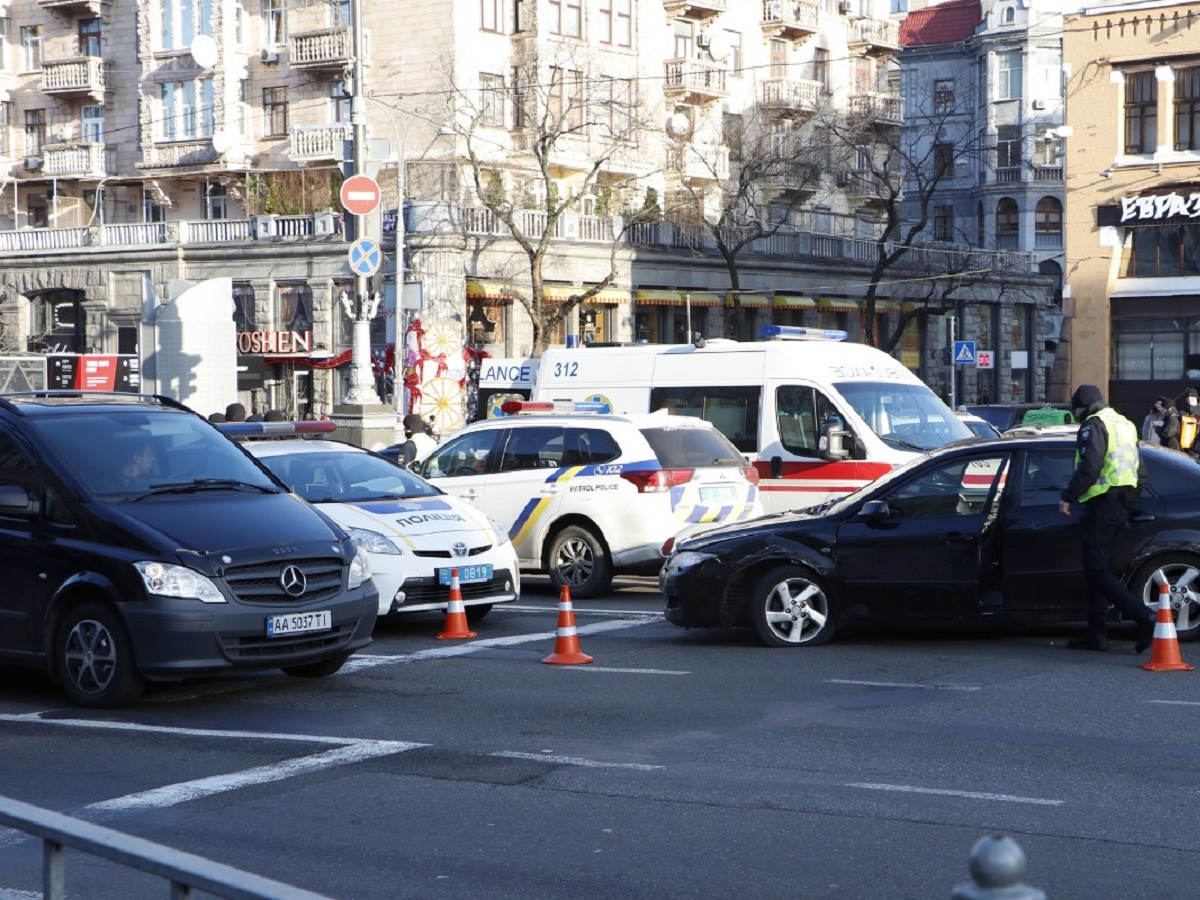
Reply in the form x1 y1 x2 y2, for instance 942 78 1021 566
1181 415 1198 450
1078 406 1139 502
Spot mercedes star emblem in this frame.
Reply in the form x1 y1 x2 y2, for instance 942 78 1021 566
280 565 307 597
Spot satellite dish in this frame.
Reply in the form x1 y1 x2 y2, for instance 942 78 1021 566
666 112 691 139
189 34 218 68
706 30 732 62
211 131 232 155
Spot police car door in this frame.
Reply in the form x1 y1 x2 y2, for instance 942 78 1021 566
489 425 569 564
420 428 501 508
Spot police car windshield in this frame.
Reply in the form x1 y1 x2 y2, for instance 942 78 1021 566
836 381 971 451
258 449 441 503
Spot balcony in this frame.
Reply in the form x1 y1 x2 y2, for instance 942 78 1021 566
758 78 821 116
663 59 727 104
760 0 819 43
1033 165 1063 182
761 161 820 194
995 166 1022 183
847 17 901 56
37 0 108 15
848 92 903 127
41 57 110 102
138 139 221 171
663 0 727 19
668 143 731 183
290 124 353 162
288 26 351 70
43 142 115 178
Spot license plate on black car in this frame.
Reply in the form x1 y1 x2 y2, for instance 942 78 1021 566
266 611 332 637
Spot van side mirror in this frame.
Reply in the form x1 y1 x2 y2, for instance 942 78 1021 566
819 416 850 461
857 499 890 522
770 455 783 480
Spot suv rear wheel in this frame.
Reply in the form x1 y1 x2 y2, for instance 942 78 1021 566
57 603 145 708
548 525 613 598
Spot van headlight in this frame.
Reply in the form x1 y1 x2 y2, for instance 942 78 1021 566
135 562 226 604
489 518 512 547
348 545 372 589
347 527 402 555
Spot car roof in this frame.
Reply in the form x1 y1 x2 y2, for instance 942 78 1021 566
0 392 192 417
457 411 716 431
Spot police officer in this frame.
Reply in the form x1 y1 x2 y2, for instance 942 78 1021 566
1058 384 1156 652
393 414 438 467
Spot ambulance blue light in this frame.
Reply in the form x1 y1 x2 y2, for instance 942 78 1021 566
759 325 847 342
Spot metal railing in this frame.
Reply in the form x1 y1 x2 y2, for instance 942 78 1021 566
0 793 336 900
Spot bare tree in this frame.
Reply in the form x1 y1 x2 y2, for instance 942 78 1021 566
443 40 658 357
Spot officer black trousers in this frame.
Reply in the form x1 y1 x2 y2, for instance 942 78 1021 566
1081 489 1152 635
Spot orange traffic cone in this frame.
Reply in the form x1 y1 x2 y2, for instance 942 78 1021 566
1140 581 1194 672
543 584 593 665
437 569 476 640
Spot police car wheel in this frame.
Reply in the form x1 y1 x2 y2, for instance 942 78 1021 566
749 565 836 648
57 602 146 708
1131 554 1200 642
548 525 613 599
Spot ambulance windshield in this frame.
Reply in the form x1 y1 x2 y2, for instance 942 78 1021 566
836 381 972 451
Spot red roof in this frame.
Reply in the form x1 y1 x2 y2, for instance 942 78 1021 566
900 0 982 47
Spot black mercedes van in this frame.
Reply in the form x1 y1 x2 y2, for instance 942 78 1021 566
0 393 378 707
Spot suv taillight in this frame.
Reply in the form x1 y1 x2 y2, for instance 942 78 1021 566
742 465 760 485
620 468 695 493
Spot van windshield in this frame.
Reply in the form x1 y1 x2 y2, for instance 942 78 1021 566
836 381 971 451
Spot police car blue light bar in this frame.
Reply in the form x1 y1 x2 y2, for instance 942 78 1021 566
216 420 337 438
759 325 847 342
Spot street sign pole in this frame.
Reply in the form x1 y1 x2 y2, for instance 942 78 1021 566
949 315 956 411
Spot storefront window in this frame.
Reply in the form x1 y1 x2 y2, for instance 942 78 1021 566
277 283 313 332
232 282 255 331
1113 318 1187 380
1125 224 1200 278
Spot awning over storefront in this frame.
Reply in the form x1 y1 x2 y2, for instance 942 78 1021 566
635 289 683 305
725 292 772 309
819 296 860 312
466 279 522 302
543 285 632 304
682 292 722 307
872 300 900 312
772 294 817 309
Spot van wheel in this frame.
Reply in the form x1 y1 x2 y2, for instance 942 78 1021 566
57 603 145 708
1130 553 1200 641
548 526 613 599
282 653 351 678
465 604 493 623
750 565 836 648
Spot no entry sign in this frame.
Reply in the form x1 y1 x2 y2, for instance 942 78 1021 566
340 174 381 216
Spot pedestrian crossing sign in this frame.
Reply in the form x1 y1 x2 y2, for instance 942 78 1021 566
953 341 976 365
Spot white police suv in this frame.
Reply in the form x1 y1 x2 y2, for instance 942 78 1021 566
415 403 763 597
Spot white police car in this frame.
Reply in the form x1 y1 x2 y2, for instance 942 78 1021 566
235 426 519 621
415 403 763 597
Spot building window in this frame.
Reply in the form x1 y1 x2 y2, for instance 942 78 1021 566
548 67 583 131
330 0 349 26
82 105 105 142
143 185 167 222
933 142 955 178
1175 66 1200 152
995 198 1020 249
161 79 215 140
0 19 9 71
1113 317 1187 380
673 19 693 59
934 79 954 114
79 18 102 57
769 39 787 80
934 205 954 242
161 0 213 50
263 86 288 137
278 283 314 332
854 57 873 93
996 125 1021 179
1124 70 1157 155
330 80 350 123
813 48 829 93
0 103 10 156
1126 224 1200 278
1034 196 1062 249
726 30 742 75
233 282 256 331
24 109 46 156
997 50 1022 100
480 73 505 127
598 76 632 139
205 182 227 219
262 0 285 45
480 0 501 32
598 0 632 47
20 25 42 71
547 0 581 38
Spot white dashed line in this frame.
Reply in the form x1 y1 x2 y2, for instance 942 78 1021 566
847 782 1062 806
560 666 690 675
490 751 665 770
827 679 981 691
1148 699 1200 707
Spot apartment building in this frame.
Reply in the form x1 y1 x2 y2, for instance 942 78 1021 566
898 0 1065 406
1062 0 1200 419
0 0 1050 429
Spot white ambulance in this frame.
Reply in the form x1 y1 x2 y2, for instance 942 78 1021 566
531 326 972 513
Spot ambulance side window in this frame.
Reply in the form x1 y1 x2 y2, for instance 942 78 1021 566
649 386 760 453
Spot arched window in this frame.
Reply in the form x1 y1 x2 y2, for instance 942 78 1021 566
996 198 1019 249
1034 196 1063 249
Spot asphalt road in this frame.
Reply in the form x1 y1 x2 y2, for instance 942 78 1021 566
1 576 1199 899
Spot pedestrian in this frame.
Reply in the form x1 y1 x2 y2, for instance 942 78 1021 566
207 412 226 424
225 402 247 423
393 413 438 467
1058 384 1156 653
264 409 285 422
1176 388 1200 458
1142 396 1169 445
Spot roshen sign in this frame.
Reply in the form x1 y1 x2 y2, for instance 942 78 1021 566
237 330 313 355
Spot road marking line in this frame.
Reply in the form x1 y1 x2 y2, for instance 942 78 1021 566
1149 699 1200 707
827 679 981 692
559 666 689 675
341 617 656 672
506 605 662 618
0 714 380 745
846 783 1062 806
491 751 664 771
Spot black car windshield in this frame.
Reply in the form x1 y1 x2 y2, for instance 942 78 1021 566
640 425 746 468
257 449 442 502
32 412 278 498
836 381 971 450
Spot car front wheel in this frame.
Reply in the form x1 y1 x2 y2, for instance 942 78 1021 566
57 603 145 708
547 525 613 599
750 565 836 648
1130 554 1200 641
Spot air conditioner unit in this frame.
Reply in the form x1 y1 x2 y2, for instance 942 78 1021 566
23 157 41 171
259 48 279 64
696 31 711 48
1032 99 1046 110
839 0 854 14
